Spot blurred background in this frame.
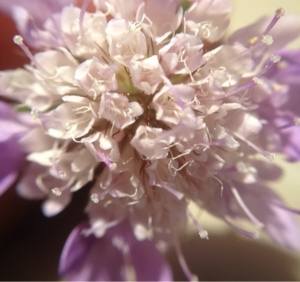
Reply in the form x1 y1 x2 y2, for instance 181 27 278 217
0 0 300 280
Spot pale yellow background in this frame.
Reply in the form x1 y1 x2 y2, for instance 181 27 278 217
229 0 300 50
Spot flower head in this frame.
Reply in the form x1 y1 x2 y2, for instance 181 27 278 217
1 0 300 280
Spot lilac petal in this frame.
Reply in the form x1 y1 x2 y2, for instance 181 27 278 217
59 221 173 281
278 49 300 65
0 138 23 195
0 120 28 142
0 102 30 141
137 0 183 39
272 50 300 85
0 102 15 119
59 222 128 281
131 240 173 281
271 118 300 162
281 127 300 162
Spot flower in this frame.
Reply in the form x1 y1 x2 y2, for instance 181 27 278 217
1 0 300 280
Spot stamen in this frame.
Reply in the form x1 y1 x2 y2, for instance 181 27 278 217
212 78 259 100
51 177 75 196
277 117 300 130
172 224 198 281
13 35 50 75
13 35 36 63
97 150 112 167
186 209 209 239
263 8 285 35
161 183 184 200
234 132 275 162
260 54 282 74
253 76 263 85
231 187 264 229
225 219 260 239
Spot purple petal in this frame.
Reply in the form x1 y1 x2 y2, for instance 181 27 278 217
59 221 173 281
0 172 18 196
271 50 300 85
0 102 31 141
0 138 23 195
131 240 173 281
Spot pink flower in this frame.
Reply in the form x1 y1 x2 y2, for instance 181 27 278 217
1 0 300 280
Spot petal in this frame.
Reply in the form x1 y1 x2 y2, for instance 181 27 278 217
137 0 183 40
42 191 72 217
0 138 23 195
59 221 173 281
185 0 232 42
0 172 17 196
131 240 173 281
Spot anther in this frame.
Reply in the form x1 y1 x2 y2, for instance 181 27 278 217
199 230 209 240
13 35 23 45
253 77 263 85
57 169 67 179
276 8 286 18
31 108 39 120
262 35 273 46
51 187 62 196
91 193 100 203
270 54 281 63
